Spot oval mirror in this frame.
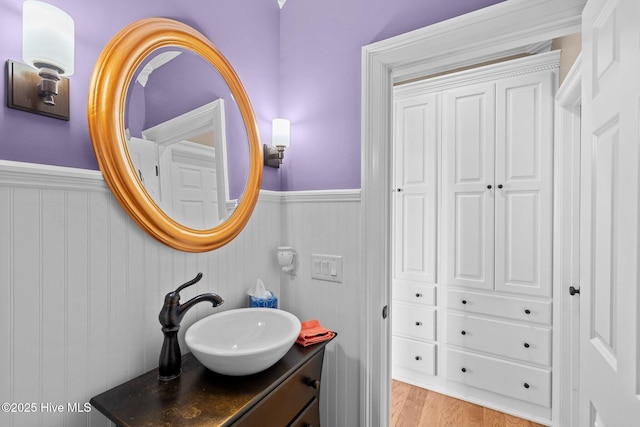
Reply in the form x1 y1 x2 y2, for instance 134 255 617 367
88 18 262 252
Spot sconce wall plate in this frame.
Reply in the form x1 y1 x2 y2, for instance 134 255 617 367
264 144 281 168
6 60 70 121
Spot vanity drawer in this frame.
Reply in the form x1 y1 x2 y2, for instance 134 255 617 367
392 336 436 376
290 397 320 427
444 348 551 407
394 282 436 306
447 289 552 325
233 350 323 426
392 302 436 341
446 312 551 366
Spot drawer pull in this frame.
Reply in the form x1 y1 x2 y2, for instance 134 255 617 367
461 330 466 335
415 321 422 326
461 367 467 373
524 342 530 348
461 300 467 305
415 356 422 361
305 378 321 389
415 293 423 298
524 383 530 389
524 309 531 315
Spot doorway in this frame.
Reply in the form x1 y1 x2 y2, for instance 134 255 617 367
360 1 586 426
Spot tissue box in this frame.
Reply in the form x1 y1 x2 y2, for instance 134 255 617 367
249 293 278 308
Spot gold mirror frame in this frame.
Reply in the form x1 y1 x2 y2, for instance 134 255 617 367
88 18 262 252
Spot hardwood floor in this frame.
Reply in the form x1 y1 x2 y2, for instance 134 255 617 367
390 380 546 427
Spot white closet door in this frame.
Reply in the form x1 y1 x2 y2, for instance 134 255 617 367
494 72 554 297
393 94 438 285
443 83 495 290
167 142 219 229
580 0 640 424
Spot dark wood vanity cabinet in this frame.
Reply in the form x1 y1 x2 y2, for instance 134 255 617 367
90 337 333 426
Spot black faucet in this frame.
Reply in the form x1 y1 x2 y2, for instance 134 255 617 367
158 272 224 380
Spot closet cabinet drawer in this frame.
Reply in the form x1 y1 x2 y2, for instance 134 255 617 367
392 302 436 341
394 283 436 306
446 312 551 366
392 336 436 376
444 348 551 407
447 289 551 325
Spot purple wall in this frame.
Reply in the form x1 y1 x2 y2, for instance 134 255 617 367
0 0 282 190
278 0 504 190
0 0 503 192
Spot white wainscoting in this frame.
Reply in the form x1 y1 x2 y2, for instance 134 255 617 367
0 161 362 427
0 161 282 427
279 189 362 427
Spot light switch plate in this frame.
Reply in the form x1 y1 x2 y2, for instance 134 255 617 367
311 254 343 283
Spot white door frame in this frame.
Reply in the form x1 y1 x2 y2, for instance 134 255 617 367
553 54 583 427
360 1 586 425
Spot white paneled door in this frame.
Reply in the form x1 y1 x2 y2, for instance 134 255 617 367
443 83 496 291
494 73 553 298
580 0 640 425
393 94 438 286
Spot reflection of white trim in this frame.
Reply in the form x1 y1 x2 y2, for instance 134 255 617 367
143 99 231 221
142 99 226 147
136 51 182 87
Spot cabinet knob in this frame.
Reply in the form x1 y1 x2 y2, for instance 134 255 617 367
415 321 422 326
415 293 422 298
415 356 422 361
397 188 403 192
305 378 321 389
498 184 503 189
524 383 530 389
461 300 467 305
461 330 466 335
524 309 531 315
461 367 467 373
487 185 492 189
524 342 530 348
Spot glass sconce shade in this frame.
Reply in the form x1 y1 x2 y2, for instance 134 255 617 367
272 118 290 148
23 0 75 76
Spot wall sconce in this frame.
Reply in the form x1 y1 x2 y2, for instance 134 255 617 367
6 1 75 120
277 246 295 273
264 118 290 168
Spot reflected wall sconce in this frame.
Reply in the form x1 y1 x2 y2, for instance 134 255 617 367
6 1 74 121
277 246 295 273
264 118 290 168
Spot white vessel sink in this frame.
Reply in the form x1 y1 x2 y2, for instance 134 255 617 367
185 308 301 376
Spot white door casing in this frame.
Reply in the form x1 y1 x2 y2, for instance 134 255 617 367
553 55 582 427
580 0 640 425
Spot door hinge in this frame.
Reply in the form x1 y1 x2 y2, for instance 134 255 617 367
382 305 388 319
